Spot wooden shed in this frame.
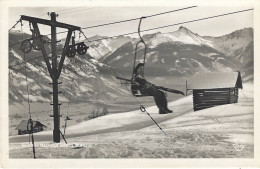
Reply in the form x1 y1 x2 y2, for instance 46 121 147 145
15 120 47 135
187 72 243 111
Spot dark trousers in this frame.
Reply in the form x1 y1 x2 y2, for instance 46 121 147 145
140 85 167 109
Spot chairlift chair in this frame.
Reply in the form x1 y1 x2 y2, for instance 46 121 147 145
117 17 152 97
116 17 185 97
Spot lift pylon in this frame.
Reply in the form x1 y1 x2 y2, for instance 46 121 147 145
21 12 80 143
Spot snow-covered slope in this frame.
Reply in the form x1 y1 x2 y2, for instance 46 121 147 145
9 83 253 148
85 35 135 60
9 31 128 103
103 26 252 78
9 82 254 158
204 28 253 64
63 83 254 136
9 26 254 102
145 26 213 48
105 40 240 77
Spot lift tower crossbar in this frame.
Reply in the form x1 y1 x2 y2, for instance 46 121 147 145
21 12 80 143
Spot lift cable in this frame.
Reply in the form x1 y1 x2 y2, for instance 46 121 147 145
143 8 253 33
11 7 250 47
47 7 253 40
63 80 73 137
9 11 50 33
9 6 197 47
9 8 253 68
9 19 21 32
81 6 197 30
44 6 197 37
80 30 167 136
82 8 254 43
20 20 36 159
62 32 77 138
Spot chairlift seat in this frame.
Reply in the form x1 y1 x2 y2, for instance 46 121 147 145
131 83 152 97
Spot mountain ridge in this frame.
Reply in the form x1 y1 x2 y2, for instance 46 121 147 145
9 26 254 103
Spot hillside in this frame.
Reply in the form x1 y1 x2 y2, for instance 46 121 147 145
101 26 253 79
204 28 253 64
9 83 253 158
9 31 128 103
9 26 254 103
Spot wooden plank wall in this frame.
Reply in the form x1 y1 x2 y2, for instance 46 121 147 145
193 88 238 111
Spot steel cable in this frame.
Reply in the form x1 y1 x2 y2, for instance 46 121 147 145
80 30 168 136
20 20 36 159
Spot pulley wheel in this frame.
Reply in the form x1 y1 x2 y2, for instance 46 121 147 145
66 45 76 58
20 40 32 53
32 38 41 50
76 42 88 55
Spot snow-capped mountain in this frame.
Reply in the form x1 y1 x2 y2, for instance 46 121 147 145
85 35 135 60
204 28 253 64
143 26 213 48
9 26 254 102
203 27 254 81
103 26 253 78
9 31 128 103
105 42 239 78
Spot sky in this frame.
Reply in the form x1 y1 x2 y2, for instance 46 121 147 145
9 6 254 40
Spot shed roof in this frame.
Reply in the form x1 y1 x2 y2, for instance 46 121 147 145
187 72 243 90
15 120 46 130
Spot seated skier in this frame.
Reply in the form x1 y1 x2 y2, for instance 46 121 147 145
132 63 172 114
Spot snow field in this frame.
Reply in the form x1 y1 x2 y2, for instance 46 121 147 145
9 83 254 158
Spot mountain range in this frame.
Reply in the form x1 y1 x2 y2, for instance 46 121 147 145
9 26 254 103
95 26 253 77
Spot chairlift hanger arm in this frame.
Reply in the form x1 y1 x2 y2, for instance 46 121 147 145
138 17 147 42
132 17 147 79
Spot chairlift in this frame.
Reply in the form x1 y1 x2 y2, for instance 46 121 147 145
116 17 184 97
116 17 151 97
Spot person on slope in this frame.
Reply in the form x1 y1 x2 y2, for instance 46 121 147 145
133 63 172 114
